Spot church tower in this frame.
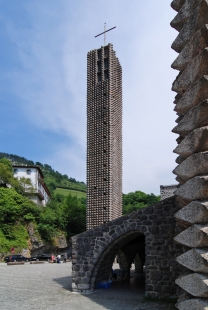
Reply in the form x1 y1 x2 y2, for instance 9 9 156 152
86 43 122 229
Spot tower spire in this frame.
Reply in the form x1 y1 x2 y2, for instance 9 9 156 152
95 25 116 46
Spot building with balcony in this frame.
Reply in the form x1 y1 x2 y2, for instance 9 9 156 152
13 165 51 206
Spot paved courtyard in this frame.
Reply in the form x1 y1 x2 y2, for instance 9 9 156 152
0 262 176 309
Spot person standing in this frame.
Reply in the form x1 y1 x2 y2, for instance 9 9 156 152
63 253 67 263
57 254 61 263
51 254 55 263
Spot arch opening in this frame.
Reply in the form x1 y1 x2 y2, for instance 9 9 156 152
90 230 145 292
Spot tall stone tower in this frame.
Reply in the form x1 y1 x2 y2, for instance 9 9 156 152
86 44 122 230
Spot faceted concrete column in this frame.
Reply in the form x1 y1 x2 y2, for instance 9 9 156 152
171 0 208 307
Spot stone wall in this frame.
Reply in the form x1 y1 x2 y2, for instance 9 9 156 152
72 196 182 298
160 185 178 200
171 0 208 308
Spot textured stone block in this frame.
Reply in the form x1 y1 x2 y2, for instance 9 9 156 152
176 273 208 297
172 100 208 137
173 152 208 180
175 176 208 201
77 284 90 290
171 0 186 12
72 282 77 289
172 48 208 95
176 298 208 310
175 200 208 224
171 0 201 32
174 76 208 115
176 155 186 164
174 224 208 247
174 126 208 157
176 248 208 272
172 26 208 72
172 0 208 53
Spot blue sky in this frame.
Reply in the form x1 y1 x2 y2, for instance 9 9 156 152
0 0 178 194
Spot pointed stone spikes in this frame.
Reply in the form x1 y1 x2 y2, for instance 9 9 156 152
176 273 208 297
176 298 208 309
174 93 183 105
175 200 208 224
171 0 186 12
176 115 184 123
174 224 208 247
172 25 208 72
172 48 208 95
171 0 208 53
176 175 186 185
171 0 201 32
175 176 208 201
176 135 184 145
174 126 208 157
176 155 186 164
172 100 208 137
173 152 208 181
174 76 208 115
176 248 208 272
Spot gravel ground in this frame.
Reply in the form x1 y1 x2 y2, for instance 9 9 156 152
0 262 176 310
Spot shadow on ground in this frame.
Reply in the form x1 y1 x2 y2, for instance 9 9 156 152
53 275 72 290
53 272 176 310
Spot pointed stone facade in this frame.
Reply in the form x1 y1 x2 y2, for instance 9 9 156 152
171 0 208 308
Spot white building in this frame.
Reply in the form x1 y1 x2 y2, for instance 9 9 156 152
13 165 51 206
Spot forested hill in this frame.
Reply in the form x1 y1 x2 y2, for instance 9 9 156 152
0 152 86 194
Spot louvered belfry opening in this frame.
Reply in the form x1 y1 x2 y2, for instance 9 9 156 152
86 44 122 230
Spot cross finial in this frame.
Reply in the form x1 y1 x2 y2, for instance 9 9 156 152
95 24 116 46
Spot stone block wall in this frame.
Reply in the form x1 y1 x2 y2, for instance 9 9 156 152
160 185 178 200
171 0 208 308
72 197 182 298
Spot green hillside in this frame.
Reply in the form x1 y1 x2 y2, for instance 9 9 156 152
0 155 160 257
0 152 86 197
55 188 86 198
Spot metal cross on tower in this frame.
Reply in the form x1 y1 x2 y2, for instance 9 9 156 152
95 23 116 46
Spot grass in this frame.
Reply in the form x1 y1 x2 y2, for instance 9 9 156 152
54 188 86 199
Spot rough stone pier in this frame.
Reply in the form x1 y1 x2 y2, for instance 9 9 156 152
171 0 208 308
72 197 182 298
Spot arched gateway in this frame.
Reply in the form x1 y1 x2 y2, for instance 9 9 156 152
72 196 182 298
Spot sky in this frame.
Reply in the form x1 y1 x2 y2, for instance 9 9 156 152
0 0 179 195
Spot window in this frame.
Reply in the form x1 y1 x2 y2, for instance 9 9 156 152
104 71 108 80
104 58 108 69
104 48 108 57
97 72 101 82
97 49 101 59
97 61 101 72
26 169 31 175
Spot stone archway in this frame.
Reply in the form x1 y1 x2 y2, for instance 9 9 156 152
72 197 181 298
90 230 145 287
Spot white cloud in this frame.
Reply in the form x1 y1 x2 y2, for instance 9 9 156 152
2 0 179 194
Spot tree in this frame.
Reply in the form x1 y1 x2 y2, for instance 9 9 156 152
64 194 86 237
17 177 36 196
123 190 160 215
0 158 12 171
0 162 14 187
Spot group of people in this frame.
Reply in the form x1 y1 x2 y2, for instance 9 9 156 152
51 253 67 263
